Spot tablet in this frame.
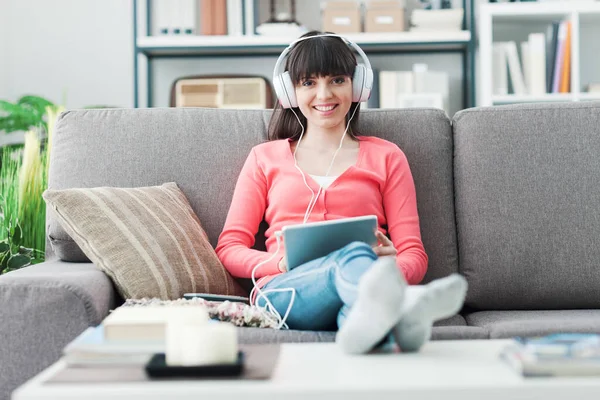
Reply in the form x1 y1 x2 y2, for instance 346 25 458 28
282 215 378 270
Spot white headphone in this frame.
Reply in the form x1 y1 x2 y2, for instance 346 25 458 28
272 34 374 109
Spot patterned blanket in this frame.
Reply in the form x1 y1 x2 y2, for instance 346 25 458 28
121 297 278 329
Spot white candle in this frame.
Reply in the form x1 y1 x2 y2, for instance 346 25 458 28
165 306 209 366
179 322 239 366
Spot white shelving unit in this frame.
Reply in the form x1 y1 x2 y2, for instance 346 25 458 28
133 0 476 109
478 1 600 107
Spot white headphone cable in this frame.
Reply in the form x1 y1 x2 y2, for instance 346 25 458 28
301 102 360 222
249 92 361 330
250 231 296 330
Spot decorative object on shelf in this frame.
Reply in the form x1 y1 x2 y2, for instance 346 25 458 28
322 0 363 33
379 63 449 113
0 96 63 271
364 0 406 33
586 83 600 93
170 75 274 109
410 7 464 32
256 0 308 36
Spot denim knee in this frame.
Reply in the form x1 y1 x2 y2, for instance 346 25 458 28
335 241 377 265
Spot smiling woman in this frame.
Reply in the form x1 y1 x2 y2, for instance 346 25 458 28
215 31 466 356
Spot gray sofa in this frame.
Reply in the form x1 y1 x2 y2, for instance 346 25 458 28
3 101 600 399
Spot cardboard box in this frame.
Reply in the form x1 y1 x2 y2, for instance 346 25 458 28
322 1 362 34
365 0 405 33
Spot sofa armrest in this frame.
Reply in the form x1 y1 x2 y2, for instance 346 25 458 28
0 259 117 400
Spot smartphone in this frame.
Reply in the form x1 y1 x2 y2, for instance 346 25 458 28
183 293 250 304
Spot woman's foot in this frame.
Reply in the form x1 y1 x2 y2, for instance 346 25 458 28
392 274 468 352
336 257 406 354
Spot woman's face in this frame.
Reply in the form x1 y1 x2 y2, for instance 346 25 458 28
295 74 353 132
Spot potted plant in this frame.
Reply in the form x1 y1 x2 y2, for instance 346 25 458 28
0 95 62 272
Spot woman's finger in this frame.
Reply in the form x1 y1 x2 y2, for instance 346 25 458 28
376 231 393 246
373 246 397 257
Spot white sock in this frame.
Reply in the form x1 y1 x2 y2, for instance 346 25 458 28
336 256 406 355
392 274 468 352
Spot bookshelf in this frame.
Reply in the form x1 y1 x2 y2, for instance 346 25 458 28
478 1 600 107
133 0 476 110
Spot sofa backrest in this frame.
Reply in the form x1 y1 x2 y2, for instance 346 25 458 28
47 108 458 283
453 101 600 310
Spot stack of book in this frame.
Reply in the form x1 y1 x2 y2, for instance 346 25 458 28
501 333 600 377
492 18 572 96
63 306 202 367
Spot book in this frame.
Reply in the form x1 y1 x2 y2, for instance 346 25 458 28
504 41 527 96
527 33 547 96
501 334 600 377
63 325 162 366
546 21 560 94
559 20 572 93
551 20 568 93
102 306 178 341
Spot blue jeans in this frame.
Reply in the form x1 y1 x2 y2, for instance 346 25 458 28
256 241 378 331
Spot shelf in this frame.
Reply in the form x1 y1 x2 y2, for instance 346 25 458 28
483 1 600 18
578 93 600 101
137 31 472 56
493 94 575 104
492 93 600 104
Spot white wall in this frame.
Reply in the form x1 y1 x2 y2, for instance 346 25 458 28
0 0 133 108
0 0 9 97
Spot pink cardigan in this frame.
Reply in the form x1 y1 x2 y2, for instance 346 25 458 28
215 136 428 288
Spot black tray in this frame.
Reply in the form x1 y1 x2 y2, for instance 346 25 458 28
145 352 244 378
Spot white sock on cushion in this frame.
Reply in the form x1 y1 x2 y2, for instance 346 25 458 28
392 274 468 352
336 256 406 355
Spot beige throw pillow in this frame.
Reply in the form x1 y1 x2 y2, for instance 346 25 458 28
43 182 246 300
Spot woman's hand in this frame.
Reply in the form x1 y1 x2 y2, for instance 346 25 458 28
278 256 288 272
373 231 397 257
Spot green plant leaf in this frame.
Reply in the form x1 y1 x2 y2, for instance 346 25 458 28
0 242 9 253
0 251 10 269
7 254 31 270
12 223 22 247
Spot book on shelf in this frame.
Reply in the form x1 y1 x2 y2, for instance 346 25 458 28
378 65 449 113
153 0 245 37
501 333 600 377
504 41 527 95
492 17 572 97
558 20 572 94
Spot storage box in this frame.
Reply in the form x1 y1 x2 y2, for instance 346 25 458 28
365 0 405 33
322 1 362 34
173 77 269 109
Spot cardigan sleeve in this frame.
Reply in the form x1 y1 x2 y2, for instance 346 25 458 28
215 148 281 279
382 147 429 284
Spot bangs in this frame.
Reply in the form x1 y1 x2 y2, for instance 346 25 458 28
287 38 356 84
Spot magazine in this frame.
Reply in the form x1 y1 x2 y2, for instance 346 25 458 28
501 333 600 377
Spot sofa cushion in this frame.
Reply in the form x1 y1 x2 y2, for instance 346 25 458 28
453 101 600 309
236 318 482 345
47 108 458 282
430 326 489 340
465 310 600 339
43 182 246 300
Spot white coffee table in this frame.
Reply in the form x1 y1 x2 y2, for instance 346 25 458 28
13 339 600 400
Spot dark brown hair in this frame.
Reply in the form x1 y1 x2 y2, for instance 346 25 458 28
268 31 361 141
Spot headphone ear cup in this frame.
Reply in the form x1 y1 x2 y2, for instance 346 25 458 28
277 71 297 109
352 66 365 103
361 67 373 103
352 65 373 103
